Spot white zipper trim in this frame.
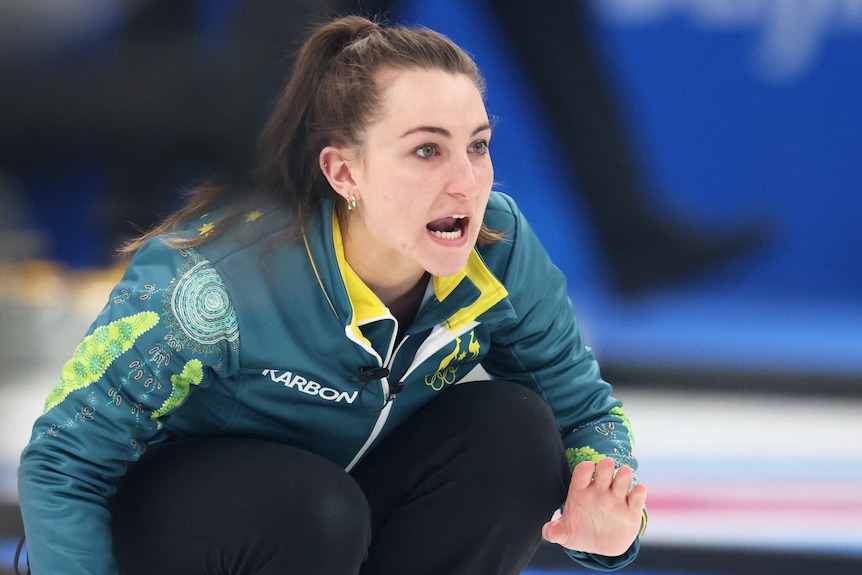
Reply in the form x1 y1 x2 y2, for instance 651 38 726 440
343 329 404 471
345 399 393 472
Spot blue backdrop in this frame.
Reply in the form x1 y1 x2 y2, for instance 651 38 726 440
397 0 862 380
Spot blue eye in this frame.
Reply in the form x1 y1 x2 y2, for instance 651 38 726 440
470 140 490 155
414 144 437 159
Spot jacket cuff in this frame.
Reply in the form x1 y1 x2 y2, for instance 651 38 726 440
564 537 639 571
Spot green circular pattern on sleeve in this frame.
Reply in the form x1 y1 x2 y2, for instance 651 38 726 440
168 257 239 349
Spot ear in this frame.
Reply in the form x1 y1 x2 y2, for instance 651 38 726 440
319 146 358 202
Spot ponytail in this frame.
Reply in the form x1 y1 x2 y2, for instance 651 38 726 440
122 15 491 254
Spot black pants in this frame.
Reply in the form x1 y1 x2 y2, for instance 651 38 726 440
109 380 570 574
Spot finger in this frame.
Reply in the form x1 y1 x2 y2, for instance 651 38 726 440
611 464 635 499
570 460 596 491
628 483 648 512
592 456 616 490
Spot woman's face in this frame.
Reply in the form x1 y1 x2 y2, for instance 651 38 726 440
330 67 494 283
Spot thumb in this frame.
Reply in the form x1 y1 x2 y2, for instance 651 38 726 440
542 511 566 544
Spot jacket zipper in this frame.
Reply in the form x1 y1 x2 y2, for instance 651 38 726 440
344 328 402 472
344 332 409 471
344 316 479 471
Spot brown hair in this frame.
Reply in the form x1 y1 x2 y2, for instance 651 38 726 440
123 15 501 254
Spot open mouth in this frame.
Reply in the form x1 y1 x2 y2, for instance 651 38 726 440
427 214 468 240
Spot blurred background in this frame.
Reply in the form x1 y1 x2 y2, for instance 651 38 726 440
1 0 861 573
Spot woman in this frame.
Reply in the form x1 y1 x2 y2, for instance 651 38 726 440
18 15 647 575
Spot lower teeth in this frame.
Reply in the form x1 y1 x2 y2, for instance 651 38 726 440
430 229 462 240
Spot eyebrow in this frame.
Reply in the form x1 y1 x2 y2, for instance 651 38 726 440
400 123 493 139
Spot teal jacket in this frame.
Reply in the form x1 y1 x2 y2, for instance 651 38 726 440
19 192 643 573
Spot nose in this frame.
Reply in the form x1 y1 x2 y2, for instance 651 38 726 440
446 153 484 198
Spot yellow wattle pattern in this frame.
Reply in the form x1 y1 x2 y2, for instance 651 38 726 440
151 359 204 426
43 312 160 413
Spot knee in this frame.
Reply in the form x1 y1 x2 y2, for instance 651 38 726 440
221 466 371 573
463 380 562 448
111 439 372 572
304 468 372 548
441 381 570 518
245 451 371 554
450 380 568 486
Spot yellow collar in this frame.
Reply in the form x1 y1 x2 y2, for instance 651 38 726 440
332 216 508 339
432 251 508 332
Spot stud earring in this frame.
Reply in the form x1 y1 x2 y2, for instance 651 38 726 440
347 194 357 211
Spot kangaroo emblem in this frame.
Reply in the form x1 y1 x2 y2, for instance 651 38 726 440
424 331 481 391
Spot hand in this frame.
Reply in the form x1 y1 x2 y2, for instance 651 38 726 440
542 457 647 557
